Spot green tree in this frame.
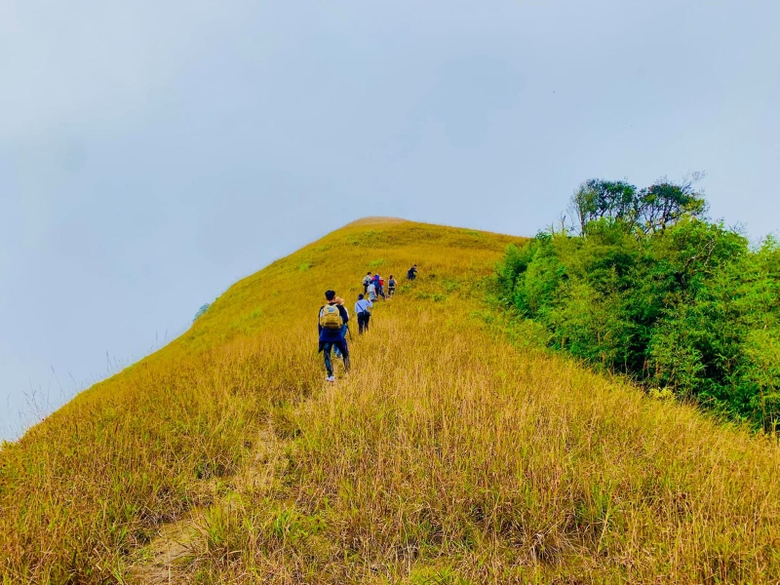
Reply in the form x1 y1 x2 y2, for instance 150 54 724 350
500 178 780 430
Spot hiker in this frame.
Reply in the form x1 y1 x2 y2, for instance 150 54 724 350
407 264 418 280
318 290 350 382
387 275 396 297
367 280 377 302
355 293 373 334
377 275 386 300
362 272 372 294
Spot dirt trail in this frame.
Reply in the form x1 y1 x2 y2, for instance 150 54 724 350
127 514 198 585
127 425 289 583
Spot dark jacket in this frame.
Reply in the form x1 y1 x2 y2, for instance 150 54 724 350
318 302 349 344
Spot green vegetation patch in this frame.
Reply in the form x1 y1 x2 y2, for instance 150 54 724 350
497 176 780 430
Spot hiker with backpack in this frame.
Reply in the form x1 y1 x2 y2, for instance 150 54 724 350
318 290 350 382
378 276 386 300
387 275 396 297
362 272 372 294
367 280 377 302
355 293 373 334
407 265 418 280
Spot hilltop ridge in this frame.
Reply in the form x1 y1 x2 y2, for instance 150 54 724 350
2 218 780 584
344 216 410 227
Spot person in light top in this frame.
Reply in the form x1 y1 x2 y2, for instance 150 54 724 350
354 293 373 334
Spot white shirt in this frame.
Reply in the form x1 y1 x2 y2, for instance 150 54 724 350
355 299 373 314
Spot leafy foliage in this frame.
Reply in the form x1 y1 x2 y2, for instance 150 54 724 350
500 178 780 429
571 174 708 234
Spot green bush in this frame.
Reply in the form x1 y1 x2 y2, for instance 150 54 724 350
498 178 780 430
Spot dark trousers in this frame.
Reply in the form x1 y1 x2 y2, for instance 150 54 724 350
357 311 370 334
322 340 349 376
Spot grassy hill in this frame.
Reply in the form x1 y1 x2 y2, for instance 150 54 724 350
2 218 780 584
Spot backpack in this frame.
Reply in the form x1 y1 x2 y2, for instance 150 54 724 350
320 304 343 329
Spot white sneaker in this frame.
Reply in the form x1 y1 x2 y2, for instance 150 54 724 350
326 376 335 382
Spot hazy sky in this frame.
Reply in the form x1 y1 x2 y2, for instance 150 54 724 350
1 0 778 439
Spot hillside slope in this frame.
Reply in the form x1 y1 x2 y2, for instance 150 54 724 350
2 218 780 584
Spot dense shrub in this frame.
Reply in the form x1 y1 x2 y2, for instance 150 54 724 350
498 179 780 429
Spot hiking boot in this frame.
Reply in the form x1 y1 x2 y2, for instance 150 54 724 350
326 375 335 382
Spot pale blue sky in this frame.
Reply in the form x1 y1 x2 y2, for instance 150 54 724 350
1 0 778 439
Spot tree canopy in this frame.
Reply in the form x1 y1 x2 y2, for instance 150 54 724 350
571 175 708 235
500 177 780 430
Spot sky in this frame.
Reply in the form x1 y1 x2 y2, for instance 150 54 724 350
1 0 778 440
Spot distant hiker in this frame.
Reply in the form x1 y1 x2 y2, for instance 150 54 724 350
318 290 350 382
376 274 387 300
407 265 418 280
362 272 373 294
388 275 396 297
355 293 373 334
367 281 377 302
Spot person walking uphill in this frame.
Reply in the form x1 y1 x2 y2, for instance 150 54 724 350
318 290 350 382
355 293 373 334
367 280 377 302
362 272 372 294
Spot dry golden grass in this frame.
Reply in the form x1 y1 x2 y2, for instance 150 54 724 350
2 219 780 584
